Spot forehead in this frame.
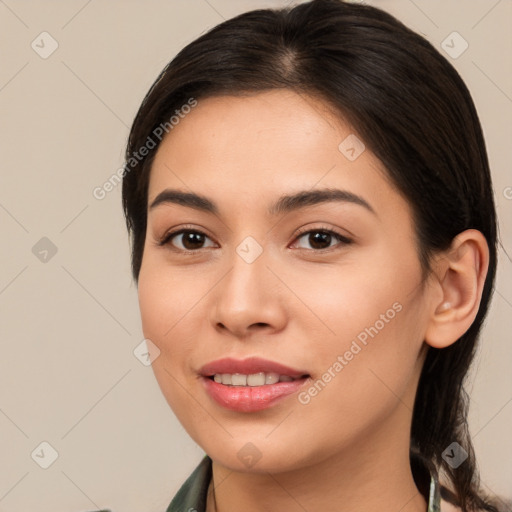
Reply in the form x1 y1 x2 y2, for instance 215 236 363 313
147 90 406 220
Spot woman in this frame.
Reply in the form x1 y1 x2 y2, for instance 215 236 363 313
115 0 505 510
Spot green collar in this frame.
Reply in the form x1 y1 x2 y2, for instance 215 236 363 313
166 454 442 512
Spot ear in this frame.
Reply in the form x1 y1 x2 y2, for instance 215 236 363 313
424 229 490 349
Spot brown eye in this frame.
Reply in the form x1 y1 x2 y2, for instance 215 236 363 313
160 229 215 251
292 228 352 251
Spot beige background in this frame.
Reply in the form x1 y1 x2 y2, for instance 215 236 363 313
0 0 511 510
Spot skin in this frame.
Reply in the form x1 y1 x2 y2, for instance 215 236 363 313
137 90 489 512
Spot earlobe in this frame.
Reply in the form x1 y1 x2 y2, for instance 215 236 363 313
424 229 489 349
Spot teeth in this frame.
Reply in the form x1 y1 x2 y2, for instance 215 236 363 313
247 372 265 386
211 372 299 386
231 373 247 386
265 372 280 385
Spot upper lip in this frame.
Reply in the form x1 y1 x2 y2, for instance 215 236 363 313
199 357 309 379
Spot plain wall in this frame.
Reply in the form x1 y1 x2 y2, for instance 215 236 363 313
0 1 510 510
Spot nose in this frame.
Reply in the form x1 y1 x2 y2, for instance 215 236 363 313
210 243 287 339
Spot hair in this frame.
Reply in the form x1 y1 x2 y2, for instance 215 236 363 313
121 0 500 509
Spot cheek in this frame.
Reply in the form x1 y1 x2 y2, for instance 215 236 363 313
138 270 173 347
137 256 205 346
137 262 204 418
288 249 418 344
137 254 221 403
298 250 425 403
295 305 424 450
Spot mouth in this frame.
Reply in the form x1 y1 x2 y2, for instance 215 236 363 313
206 372 309 386
201 374 310 412
199 356 308 380
199 357 311 412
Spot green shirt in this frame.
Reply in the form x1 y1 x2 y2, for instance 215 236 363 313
165 454 442 512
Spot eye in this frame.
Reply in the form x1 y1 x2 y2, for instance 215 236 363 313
159 227 216 251
158 225 352 253
291 226 352 251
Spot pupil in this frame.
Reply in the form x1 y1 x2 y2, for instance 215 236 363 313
310 232 331 249
184 232 204 249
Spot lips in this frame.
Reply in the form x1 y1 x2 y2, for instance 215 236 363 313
199 357 310 412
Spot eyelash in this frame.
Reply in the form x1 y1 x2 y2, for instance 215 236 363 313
158 224 352 253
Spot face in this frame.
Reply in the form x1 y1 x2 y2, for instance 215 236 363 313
138 90 432 473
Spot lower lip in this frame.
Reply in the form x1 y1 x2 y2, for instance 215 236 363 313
202 376 309 412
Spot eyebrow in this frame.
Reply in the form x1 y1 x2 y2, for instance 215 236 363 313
149 188 376 216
